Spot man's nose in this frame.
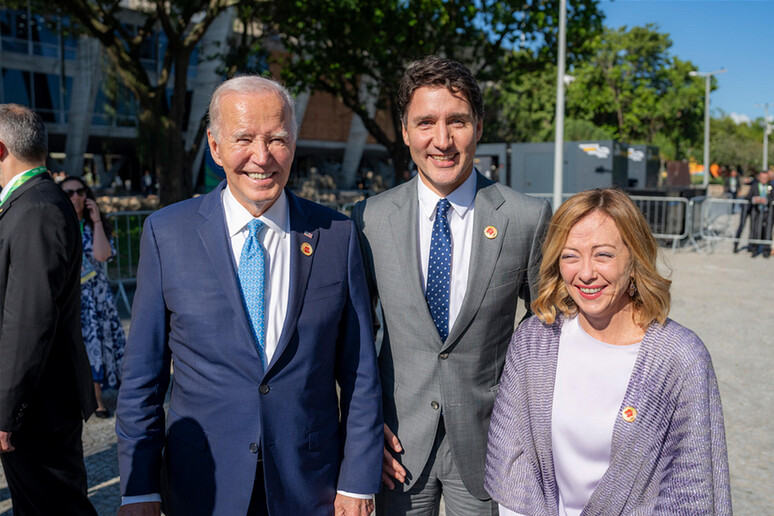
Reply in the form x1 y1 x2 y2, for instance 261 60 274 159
250 140 272 164
433 122 451 149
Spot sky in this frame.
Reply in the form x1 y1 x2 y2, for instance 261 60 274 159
599 0 774 124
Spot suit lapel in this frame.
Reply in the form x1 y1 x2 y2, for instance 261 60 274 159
270 191 318 371
196 183 263 370
444 174 508 350
388 179 442 346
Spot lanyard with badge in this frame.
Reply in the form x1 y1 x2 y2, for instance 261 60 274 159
0 166 47 206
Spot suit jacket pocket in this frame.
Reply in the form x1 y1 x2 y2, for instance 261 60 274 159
304 280 344 303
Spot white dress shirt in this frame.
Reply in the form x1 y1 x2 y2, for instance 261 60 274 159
223 186 290 365
417 171 476 333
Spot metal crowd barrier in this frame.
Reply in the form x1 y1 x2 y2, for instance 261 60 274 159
105 210 154 313
527 193 692 250
697 197 774 253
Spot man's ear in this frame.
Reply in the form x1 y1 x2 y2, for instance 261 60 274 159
0 140 6 161
207 130 223 167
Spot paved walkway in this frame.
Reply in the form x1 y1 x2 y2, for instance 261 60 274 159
1 242 772 514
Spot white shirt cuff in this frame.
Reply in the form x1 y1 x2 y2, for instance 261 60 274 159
122 494 162 505
336 490 373 500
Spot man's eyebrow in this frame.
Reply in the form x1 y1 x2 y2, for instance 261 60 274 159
230 130 253 140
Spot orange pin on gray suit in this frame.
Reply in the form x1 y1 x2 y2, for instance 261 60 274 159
484 226 498 239
301 242 313 256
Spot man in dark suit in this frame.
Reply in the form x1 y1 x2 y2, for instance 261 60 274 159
747 169 774 257
0 104 97 515
352 57 550 514
116 76 382 516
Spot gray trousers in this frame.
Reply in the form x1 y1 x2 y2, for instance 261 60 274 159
376 418 498 516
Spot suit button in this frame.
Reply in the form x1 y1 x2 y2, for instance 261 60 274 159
439 352 449 360
249 442 259 453
259 384 270 394
431 401 440 410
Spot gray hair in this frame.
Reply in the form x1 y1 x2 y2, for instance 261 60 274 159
0 104 48 164
208 75 297 144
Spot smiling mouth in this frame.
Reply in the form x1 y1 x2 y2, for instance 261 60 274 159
246 172 274 180
576 285 605 299
429 153 457 164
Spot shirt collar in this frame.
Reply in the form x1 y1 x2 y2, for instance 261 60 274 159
417 169 477 221
0 168 34 204
222 185 289 239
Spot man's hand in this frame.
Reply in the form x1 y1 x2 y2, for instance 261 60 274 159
0 431 14 453
334 494 374 515
116 501 161 516
382 423 406 489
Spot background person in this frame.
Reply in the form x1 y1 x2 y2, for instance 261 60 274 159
746 170 773 258
60 175 126 418
0 103 97 515
116 76 382 516
352 56 551 515
485 188 731 515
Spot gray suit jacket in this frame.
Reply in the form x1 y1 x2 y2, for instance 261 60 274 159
352 172 551 498
485 315 732 515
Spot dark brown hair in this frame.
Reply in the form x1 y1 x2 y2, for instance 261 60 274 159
60 175 112 238
397 56 484 125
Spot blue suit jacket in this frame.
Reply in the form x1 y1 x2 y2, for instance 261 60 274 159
116 182 382 515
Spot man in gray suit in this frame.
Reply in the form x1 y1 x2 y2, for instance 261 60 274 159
352 57 551 515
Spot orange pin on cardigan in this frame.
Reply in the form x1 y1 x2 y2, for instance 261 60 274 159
301 242 313 256
622 406 637 423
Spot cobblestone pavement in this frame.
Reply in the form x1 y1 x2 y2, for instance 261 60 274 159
1 243 772 515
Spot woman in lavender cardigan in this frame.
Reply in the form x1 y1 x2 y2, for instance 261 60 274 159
485 188 731 515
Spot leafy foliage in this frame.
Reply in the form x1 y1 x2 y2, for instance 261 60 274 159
250 0 604 183
29 0 240 205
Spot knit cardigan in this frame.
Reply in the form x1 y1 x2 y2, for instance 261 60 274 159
485 315 732 515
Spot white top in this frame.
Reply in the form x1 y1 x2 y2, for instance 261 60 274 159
222 186 290 365
499 316 640 516
552 316 641 516
417 171 476 332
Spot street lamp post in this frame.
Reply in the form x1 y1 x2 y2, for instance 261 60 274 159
552 0 567 210
756 103 770 171
689 68 727 190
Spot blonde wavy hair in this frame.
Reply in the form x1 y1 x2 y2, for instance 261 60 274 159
531 188 671 328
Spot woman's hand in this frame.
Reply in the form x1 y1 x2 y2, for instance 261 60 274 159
85 198 101 223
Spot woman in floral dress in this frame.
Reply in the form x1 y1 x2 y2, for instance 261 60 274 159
61 176 125 418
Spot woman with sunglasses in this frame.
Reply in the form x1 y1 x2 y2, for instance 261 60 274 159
60 176 125 418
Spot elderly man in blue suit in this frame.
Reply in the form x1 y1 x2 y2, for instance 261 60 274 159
116 76 382 516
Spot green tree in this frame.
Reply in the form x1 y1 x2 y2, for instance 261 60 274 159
565 24 705 157
711 113 770 174
20 0 242 205
250 0 604 185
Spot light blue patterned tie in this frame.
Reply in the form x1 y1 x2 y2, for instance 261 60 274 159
238 219 267 367
426 198 452 342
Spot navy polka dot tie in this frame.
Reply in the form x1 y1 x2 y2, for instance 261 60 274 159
426 198 452 342
238 219 267 367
